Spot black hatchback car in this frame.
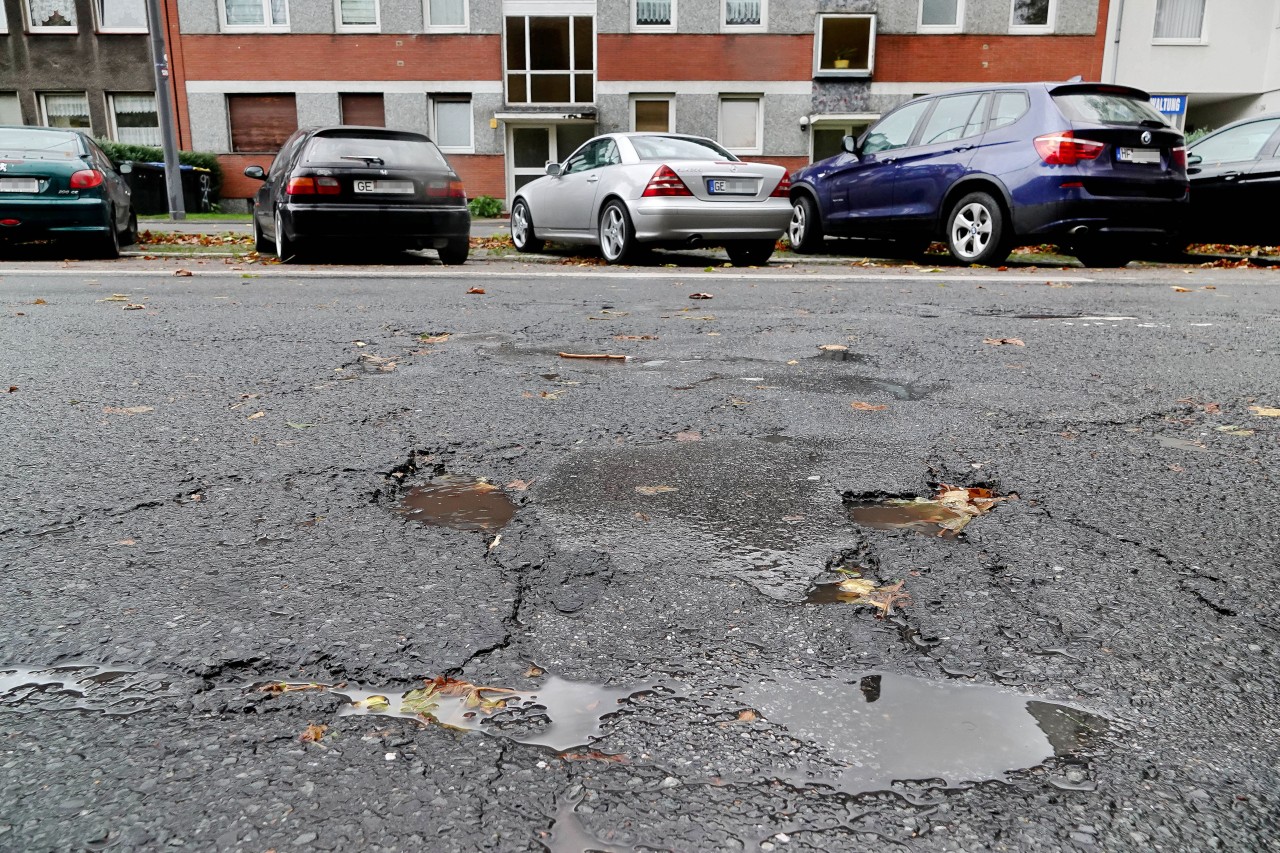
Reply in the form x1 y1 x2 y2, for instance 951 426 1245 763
788 82 1189 267
1184 113 1280 246
245 126 471 264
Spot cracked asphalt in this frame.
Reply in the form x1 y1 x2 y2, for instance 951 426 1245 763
1 254 1278 852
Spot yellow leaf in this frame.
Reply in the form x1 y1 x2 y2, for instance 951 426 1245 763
850 401 888 411
818 344 848 351
247 411 265 420
1249 405 1280 417
635 485 677 495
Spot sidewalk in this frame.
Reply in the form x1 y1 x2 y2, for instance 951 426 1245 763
141 217 511 239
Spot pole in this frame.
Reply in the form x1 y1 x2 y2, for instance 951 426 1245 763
145 0 185 220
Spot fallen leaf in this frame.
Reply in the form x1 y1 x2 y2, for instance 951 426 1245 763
850 401 888 411
840 580 912 617
524 665 544 678
1203 402 1221 414
103 405 154 415
786 359 799 365
419 333 450 343
1249 405 1280 417
99 293 130 302
506 479 532 491
31 298 47 305
737 709 758 722
299 724 327 743
558 352 627 360
634 511 651 522
247 411 265 420
173 269 193 277
635 485 677 495
983 338 1026 346
559 751 627 764
1214 425 1255 436
1202 285 1217 290
614 334 658 341
7 386 16 393
818 344 848 351
467 286 486 294
353 340 368 347
257 681 333 695
689 292 714 299
123 303 146 310
1171 286 1192 292
674 430 702 442
351 695 390 712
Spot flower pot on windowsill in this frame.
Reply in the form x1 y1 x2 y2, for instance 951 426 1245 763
833 59 851 69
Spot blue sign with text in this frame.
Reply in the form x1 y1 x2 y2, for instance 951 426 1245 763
1150 94 1188 117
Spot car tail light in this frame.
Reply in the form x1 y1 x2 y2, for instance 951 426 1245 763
770 173 791 198
642 165 692 197
426 180 465 198
1033 131 1105 166
70 169 104 189
315 177 340 195
287 177 316 195
1170 145 1187 169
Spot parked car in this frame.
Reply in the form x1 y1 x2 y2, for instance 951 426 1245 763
1184 113 1280 246
787 82 1189 267
510 133 792 265
0 125 136 258
244 126 471 264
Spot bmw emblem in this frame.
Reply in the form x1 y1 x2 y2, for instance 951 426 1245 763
1140 130 1152 145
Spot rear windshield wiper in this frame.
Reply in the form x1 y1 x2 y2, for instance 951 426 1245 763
340 154 385 165
1139 119 1168 129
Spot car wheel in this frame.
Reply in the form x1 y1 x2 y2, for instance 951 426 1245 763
946 192 1010 266
253 214 271 253
275 209 302 263
599 199 638 264
1072 244 1132 268
88 205 121 259
510 199 543 253
788 195 824 254
122 211 138 247
725 240 775 266
438 238 469 266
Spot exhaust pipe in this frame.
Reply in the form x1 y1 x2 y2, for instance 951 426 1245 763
1069 225 1090 236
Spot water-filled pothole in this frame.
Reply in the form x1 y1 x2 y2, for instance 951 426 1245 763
846 485 1013 537
398 477 517 531
0 665 178 715
741 671 1106 794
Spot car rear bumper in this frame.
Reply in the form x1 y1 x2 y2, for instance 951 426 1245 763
630 198 791 243
1011 186 1189 241
0 196 111 238
284 203 470 246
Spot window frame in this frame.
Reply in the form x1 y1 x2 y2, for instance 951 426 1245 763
630 96 674 132
1008 0 1054 34
96 0 148 32
813 13 876 78
335 0 378 32
432 97 473 154
632 0 674 32
1152 0 1206 44
721 0 765 33
107 92 161 145
424 0 467 33
38 92 91 130
0 2 7 33
219 0 288 32
503 14 596 106
24 0 79 32
917 0 963 33
718 95 762 156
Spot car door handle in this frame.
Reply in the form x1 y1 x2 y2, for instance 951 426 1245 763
881 157 897 165
951 144 974 153
587 176 600 183
1222 171 1241 181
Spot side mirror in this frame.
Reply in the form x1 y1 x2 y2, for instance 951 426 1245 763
243 165 267 180
545 162 562 177
1186 153 1202 167
118 161 133 175
841 135 856 154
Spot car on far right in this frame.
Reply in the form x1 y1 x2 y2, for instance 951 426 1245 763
1184 114 1280 246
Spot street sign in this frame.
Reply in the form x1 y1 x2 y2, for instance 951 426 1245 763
1151 94 1188 129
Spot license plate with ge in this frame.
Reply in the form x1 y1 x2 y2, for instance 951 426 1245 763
707 178 757 195
354 179 414 194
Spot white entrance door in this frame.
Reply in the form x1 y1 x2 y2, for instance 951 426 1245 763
506 123 597 203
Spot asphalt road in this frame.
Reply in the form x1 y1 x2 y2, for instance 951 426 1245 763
1 255 1278 852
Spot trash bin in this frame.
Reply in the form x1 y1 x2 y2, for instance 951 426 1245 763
123 163 217 215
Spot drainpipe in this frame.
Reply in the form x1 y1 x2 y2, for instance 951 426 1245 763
1110 0 1125 83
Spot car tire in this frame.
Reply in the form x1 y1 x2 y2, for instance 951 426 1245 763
599 199 639 264
510 199 543 253
1072 244 1132 268
88 205 121 260
122 211 138 247
275 209 303 263
788 195 824 254
253 214 271 253
945 192 1010 266
726 240 775 266
438 238 469 266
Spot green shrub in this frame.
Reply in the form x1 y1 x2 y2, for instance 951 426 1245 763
96 140 224 198
468 195 505 218
1184 126 1213 145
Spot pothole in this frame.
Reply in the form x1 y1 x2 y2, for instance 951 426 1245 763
397 476 518 531
846 484 1014 537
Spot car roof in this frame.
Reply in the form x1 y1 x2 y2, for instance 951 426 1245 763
1190 111 1280 142
900 81 1152 103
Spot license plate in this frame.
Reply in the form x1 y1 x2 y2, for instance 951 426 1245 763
354 180 414 194
1118 148 1161 164
707 178 757 195
0 178 39 192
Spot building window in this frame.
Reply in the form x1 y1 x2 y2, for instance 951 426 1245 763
0 93 22 124
1010 0 1053 31
433 98 472 152
340 93 384 126
632 97 672 132
723 0 763 29
25 0 77 30
109 93 161 145
719 96 761 155
814 14 875 76
221 0 287 29
919 0 962 32
228 94 298 152
98 0 147 31
505 15 594 105
634 0 673 30
1153 0 1205 41
337 0 376 29
39 93 90 129
425 0 465 31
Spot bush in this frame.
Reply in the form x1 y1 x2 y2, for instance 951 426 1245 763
468 195 504 218
96 140 223 198
1184 126 1213 145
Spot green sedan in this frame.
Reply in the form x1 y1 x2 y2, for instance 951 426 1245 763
0 126 137 258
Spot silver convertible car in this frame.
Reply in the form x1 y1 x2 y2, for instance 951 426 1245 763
509 133 792 265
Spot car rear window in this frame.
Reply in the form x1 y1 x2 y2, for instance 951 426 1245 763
0 128 80 158
302 133 450 170
1052 92 1168 127
630 135 738 162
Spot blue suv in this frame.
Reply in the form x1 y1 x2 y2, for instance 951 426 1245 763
788 82 1189 267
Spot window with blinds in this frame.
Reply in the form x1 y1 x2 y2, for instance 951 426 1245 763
1153 0 1205 40
110 93 161 145
632 98 671 132
426 0 465 30
340 93 385 126
98 0 147 30
338 0 376 28
0 93 23 124
723 0 762 28
26 0 78 30
228 94 298 152
40 93 90 129
433 99 471 151
222 0 286 28
634 0 672 28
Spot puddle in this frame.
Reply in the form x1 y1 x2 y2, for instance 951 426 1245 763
261 674 675 753
811 350 867 363
398 477 517 531
846 486 1012 537
774 372 938 401
540 797 634 853
0 665 177 715
741 671 1106 794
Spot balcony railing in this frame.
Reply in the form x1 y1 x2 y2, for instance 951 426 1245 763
725 0 760 26
636 0 670 26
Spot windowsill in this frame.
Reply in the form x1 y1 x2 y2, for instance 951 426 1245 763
97 27 149 33
916 25 962 34
631 23 676 32
337 24 380 31
814 68 872 79
438 147 474 155
1009 26 1053 34
425 25 468 33
26 26 81 33
1151 37 1207 45
221 24 290 32
721 24 766 33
